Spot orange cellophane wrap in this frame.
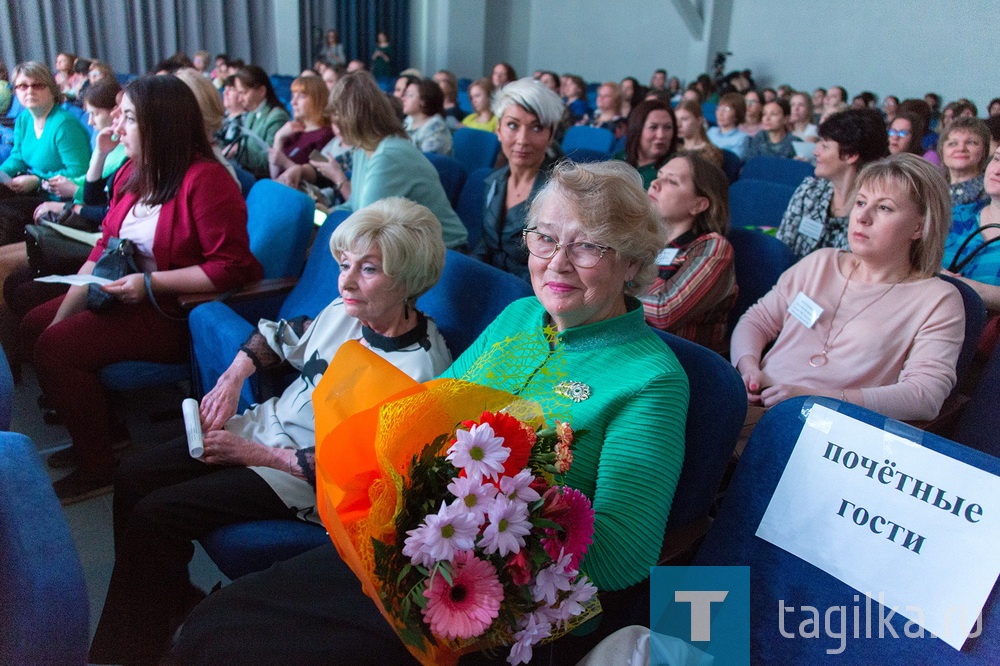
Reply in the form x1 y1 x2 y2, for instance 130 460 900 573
312 341 546 666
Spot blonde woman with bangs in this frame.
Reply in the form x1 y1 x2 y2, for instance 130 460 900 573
268 74 334 179
732 153 965 424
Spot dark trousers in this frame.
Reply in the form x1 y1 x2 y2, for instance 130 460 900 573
0 191 47 245
169 543 651 666
89 438 296 666
21 295 189 475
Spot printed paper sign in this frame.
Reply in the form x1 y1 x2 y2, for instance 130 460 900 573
756 404 1000 650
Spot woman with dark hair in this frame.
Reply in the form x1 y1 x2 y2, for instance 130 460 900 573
775 108 889 259
326 73 466 249
641 152 736 353
989 98 1000 119
371 32 393 79
21 75 263 503
883 95 900 124
739 89 763 137
746 98 797 160
322 29 346 66
227 64 290 178
887 112 927 157
268 75 334 179
402 78 452 155
614 99 677 189
708 92 750 160
432 70 464 129
618 76 642 118
563 74 591 124
491 62 516 89
0 61 91 245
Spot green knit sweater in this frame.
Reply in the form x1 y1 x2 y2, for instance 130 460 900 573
1 105 91 183
439 297 689 590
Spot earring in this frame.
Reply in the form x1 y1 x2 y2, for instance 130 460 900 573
625 279 635 289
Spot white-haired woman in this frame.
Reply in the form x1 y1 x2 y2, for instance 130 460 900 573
171 160 689 666
733 153 965 424
88 197 453 666
473 77 565 280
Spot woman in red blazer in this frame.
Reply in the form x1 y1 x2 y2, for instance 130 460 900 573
22 75 262 504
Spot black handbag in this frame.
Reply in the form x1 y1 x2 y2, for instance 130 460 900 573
24 224 92 276
86 237 139 312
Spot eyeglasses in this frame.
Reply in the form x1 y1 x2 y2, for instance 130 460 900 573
14 82 48 92
522 229 612 268
887 129 911 138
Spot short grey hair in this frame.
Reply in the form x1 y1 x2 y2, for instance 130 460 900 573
329 197 446 301
492 77 565 130
527 160 664 294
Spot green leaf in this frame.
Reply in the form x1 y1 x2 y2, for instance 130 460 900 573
531 517 563 531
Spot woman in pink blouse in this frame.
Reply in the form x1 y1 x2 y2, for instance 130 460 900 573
731 153 965 423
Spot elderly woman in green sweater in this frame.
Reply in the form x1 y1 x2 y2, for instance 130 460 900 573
0 61 90 245
170 159 690 665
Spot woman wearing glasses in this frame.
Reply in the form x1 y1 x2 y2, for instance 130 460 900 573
170 161 690 665
887 112 927 156
0 61 91 245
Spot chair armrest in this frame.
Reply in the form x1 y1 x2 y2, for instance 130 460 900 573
178 277 299 309
658 515 713 566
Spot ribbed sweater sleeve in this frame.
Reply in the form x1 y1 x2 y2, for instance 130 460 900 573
573 350 688 590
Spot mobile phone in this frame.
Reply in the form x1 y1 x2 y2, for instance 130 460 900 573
309 150 328 163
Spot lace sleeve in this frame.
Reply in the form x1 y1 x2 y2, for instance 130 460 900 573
294 448 316 488
238 332 282 372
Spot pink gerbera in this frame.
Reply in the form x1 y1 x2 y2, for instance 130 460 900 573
541 487 595 570
422 551 504 640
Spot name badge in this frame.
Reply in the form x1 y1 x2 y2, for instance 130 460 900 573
798 216 824 241
654 248 679 266
789 291 823 329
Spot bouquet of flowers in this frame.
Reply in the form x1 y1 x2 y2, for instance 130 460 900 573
312 342 601 666
376 411 599 665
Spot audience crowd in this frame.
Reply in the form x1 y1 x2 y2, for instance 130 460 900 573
0 45 997 665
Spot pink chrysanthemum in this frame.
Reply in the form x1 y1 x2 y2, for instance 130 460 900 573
447 475 498 524
541 487 595 570
422 551 504 640
446 422 510 481
507 611 552 665
499 469 541 506
532 549 575 606
402 501 479 568
479 496 532 557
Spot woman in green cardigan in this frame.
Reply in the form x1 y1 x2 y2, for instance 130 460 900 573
0 61 91 245
170 160 690 665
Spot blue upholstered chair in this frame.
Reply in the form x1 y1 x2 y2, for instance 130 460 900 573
953 342 1000 458
0 344 13 431
423 151 468 208
694 397 1000 663
0 432 89 664
937 274 987 384
720 149 742 183
740 156 815 187
455 167 493 250
702 102 718 127
196 249 533 579
453 127 500 172
232 163 257 198
651 329 747 563
564 147 613 164
99 179 318 393
726 227 796 333
727 179 797 230
561 126 615 154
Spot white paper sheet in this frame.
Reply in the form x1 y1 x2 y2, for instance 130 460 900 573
756 404 1000 650
35 274 112 286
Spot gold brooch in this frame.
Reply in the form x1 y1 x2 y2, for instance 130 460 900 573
554 381 591 402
